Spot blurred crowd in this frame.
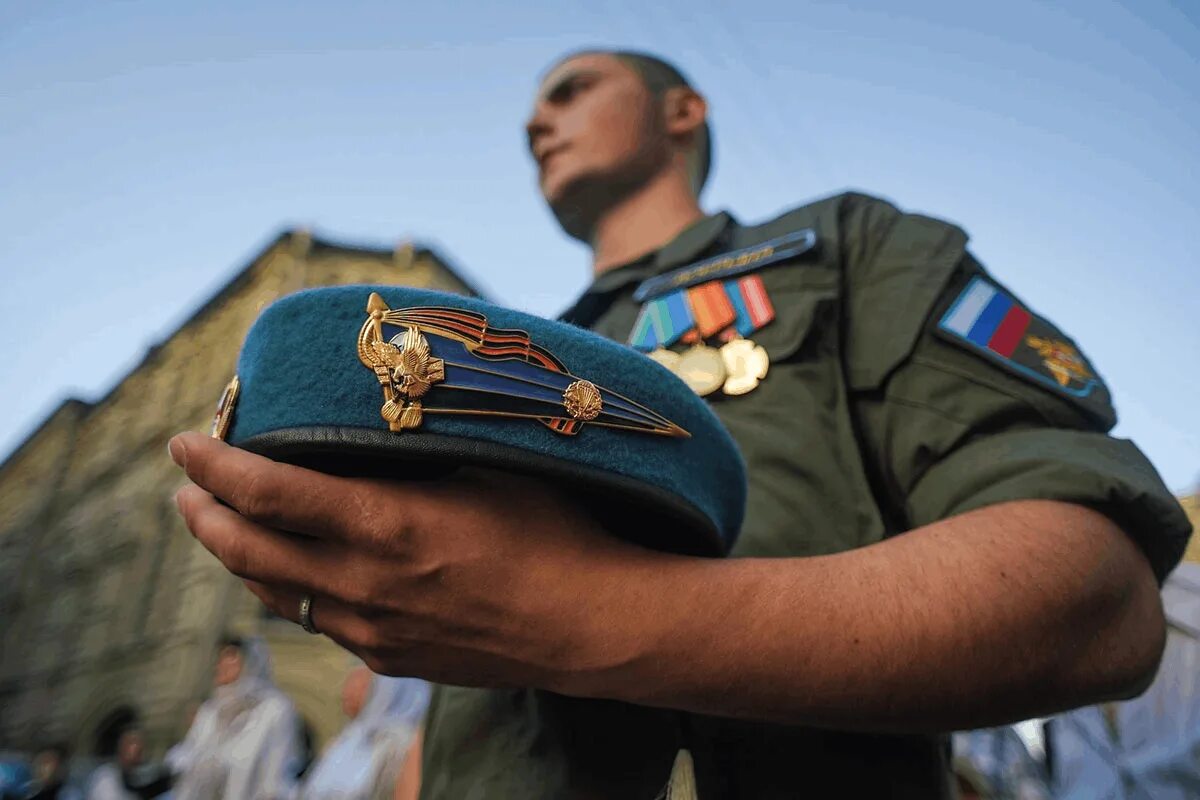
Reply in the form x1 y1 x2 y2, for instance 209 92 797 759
4 559 1197 799
0 636 428 800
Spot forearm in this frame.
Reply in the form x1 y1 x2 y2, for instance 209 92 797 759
560 500 1164 732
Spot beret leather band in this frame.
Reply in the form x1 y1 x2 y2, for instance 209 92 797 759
238 425 723 556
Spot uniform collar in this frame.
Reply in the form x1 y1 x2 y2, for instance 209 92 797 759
653 210 736 272
585 211 736 295
559 211 736 326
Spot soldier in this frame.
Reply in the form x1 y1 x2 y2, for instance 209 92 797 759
168 50 1193 798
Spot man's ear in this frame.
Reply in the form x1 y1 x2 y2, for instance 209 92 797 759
662 86 707 143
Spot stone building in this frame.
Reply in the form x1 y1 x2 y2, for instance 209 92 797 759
0 230 480 761
1182 494 1199 564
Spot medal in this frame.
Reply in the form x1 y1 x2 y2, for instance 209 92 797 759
720 338 769 395
647 347 682 371
631 252 782 400
675 344 726 396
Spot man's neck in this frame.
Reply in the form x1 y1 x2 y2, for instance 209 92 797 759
589 169 704 275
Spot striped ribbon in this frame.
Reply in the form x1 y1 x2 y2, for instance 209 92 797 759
686 281 736 338
722 274 775 339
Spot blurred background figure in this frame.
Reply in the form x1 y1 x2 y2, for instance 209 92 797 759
0 754 31 800
160 703 201 798
85 726 170 800
170 636 301 800
1046 561 1200 800
22 744 82 800
297 665 429 800
951 726 1051 800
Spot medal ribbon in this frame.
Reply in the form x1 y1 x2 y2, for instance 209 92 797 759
385 307 581 432
631 276 774 350
686 281 736 338
629 290 694 351
720 274 775 340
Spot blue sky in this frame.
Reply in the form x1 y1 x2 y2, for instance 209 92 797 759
1 0 1197 492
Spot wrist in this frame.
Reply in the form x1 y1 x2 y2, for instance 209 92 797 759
548 549 727 702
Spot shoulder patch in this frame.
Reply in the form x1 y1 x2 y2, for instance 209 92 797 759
936 276 1106 400
634 228 817 302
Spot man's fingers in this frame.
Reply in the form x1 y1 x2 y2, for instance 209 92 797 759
175 483 342 593
169 431 369 541
242 579 394 661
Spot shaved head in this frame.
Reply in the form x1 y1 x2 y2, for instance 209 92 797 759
527 50 711 240
539 50 711 194
599 51 711 193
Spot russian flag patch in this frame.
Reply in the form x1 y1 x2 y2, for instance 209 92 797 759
936 277 1105 402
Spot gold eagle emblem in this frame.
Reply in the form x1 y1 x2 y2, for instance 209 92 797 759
1025 335 1091 387
359 294 445 431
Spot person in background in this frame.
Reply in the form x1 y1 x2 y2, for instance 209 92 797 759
159 702 200 799
342 667 373 727
24 744 81 800
87 727 165 800
298 665 429 800
0 755 31 800
117 730 172 800
170 636 301 800
951 726 1051 800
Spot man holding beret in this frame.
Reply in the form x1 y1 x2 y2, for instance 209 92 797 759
169 50 1193 798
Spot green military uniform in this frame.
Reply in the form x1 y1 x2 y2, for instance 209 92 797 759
418 192 1193 799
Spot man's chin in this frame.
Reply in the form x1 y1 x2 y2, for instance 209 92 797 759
545 181 604 243
542 158 663 237
540 171 582 212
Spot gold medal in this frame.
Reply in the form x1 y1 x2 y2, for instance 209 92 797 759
720 338 770 395
647 347 682 371
676 344 726 397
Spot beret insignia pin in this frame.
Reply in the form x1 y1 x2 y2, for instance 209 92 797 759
361 315 446 431
210 375 240 440
357 293 686 438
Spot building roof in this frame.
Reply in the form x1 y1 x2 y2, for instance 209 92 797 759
0 229 487 473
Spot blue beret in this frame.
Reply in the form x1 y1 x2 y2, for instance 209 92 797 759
213 286 747 556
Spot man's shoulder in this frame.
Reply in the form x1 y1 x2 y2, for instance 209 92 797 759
749 188 899 225
728 191 971 296
733 190 962 268
739 192 975 391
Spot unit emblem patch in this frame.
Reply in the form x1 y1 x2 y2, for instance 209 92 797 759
936 276 1105 400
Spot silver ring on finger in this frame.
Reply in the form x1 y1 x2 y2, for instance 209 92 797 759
299 593 321 635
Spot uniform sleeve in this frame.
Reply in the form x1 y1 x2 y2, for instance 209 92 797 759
840 206 1192 582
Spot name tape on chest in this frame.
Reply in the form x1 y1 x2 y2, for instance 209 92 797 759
632 228 817 302
936 277 1103 399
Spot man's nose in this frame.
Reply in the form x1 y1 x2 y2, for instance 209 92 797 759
525 104 554 155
